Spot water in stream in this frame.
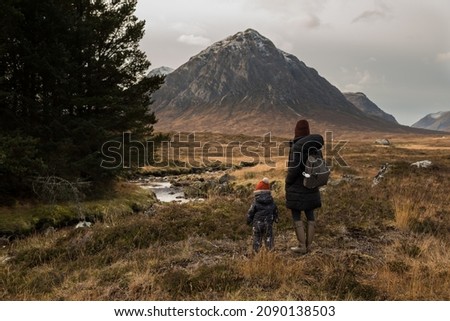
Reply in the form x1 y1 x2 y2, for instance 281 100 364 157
139 181 189 203
133 177 208 203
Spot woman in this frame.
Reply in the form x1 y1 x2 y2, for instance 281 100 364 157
285 119 324 254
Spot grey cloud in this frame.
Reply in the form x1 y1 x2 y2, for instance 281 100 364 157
243 0 327 26
171 22 207 36
302 14 321 29
352 10 387 23
177 34 211 46
287 14 322 30
436 52 450 63
352 1 392 23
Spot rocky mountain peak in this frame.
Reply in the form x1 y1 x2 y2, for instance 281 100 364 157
151 29 407 136
193 28 278 62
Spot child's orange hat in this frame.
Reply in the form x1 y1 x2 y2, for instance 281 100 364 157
255 177 270 191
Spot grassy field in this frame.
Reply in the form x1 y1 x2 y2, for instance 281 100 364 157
1 132 449 300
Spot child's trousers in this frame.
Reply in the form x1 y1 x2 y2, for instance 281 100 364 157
252 220 274 252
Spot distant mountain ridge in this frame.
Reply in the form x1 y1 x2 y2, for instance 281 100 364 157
150 29 428 137
148 66 174 77
412 111 450 132
343 92 398 124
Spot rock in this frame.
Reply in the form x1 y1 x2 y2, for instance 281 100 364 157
75 221 92 229
372 163 390 186
183 181 211 198
375 139 390 146
1 255 12 264
144 204 163 216
342 174 363 181
171 181 182 187
410 160 432 168
0 237 10 247
239 161 258 168
219 173 231 184
329 174 362 186
44 226 56 236
329 179 343 186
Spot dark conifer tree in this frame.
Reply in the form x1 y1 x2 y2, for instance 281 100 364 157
0 0 163 199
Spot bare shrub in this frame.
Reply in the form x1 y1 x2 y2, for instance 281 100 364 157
32 176 91 220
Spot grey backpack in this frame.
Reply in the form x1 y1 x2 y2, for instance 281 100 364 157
303 151 330 189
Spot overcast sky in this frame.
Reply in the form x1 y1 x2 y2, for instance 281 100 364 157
135 0 450 126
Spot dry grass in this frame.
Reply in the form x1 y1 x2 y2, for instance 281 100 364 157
378 236 450 300
392 180 436 231
1 133 449 300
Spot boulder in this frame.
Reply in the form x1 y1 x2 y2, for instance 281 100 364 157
329 174 363 186
375 139 390 146
410 160 432 168
75 221 92 229
219 173 231 184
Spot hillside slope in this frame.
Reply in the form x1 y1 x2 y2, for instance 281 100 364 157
343 92 398 124
412 111 450 132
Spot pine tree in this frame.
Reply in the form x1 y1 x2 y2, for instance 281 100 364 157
0 0 163 198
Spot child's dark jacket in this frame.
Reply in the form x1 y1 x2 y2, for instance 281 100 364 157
246 191 278 225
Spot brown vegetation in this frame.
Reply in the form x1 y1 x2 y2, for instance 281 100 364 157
1 133 449 300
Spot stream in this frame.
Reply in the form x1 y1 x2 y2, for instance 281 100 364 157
138 180 190 203
130 163 257 203
131 175 214 203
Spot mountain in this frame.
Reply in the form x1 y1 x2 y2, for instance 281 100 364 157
150 29 417 137
343 92 398 124
412 111 450 132
148 66 174 77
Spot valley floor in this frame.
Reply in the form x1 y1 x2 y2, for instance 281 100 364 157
1 133 449 300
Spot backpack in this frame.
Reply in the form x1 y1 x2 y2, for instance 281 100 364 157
303 150 330 189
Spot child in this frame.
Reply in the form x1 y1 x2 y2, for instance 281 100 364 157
246 177 279 252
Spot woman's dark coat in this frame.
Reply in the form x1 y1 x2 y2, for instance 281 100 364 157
285 134 324 211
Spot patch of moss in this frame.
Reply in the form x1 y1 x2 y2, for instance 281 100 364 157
0 184 156 238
